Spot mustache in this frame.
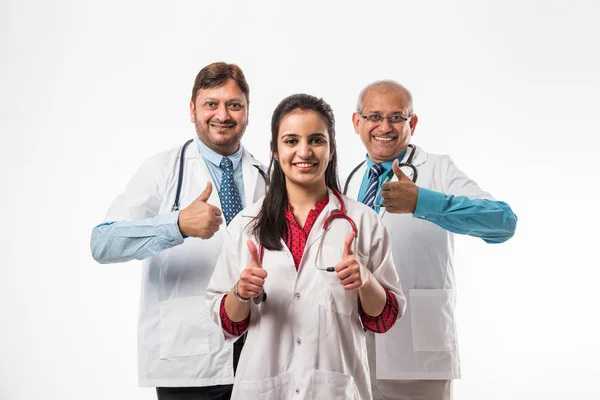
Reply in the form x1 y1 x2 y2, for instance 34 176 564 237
208 118 237 126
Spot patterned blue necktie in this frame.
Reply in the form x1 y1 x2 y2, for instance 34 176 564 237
362 163 385 209
219 157 243 225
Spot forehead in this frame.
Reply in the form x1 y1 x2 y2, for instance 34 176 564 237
195 79 246 102
278 110 328 136
362 88 410 112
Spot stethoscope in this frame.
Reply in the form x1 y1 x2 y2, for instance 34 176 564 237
254 189 358 304
171 139 269 212
342 144 419 206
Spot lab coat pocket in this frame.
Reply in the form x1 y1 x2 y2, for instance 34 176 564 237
159 296 210 359
308 370 359 400
409 289 457 351
235 371 292 399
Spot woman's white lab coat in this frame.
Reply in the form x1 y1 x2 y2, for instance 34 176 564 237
99 142 267 387
206 190 406 400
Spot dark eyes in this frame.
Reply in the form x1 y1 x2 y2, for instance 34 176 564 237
283 137 326 145
202 102 244 110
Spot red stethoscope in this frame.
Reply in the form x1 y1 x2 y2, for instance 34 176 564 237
253 190 358 304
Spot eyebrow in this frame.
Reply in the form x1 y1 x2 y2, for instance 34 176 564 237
364 110 404 115
280 133 328 138
202 97 245 103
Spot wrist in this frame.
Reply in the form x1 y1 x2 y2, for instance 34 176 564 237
233 280 250 303
176 210 189 238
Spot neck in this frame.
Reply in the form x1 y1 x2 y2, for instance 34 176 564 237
197 136 240 157
286 180 328 209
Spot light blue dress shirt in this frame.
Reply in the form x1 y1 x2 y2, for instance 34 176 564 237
90 139 246 263
357 152 517 244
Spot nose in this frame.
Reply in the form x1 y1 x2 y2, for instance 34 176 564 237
377 118 393 134
297 141 312 158
214 103 230 121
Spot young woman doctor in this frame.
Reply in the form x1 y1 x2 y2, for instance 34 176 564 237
206 94 406 400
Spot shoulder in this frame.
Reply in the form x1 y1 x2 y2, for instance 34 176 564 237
239 195 264 219
241 146 267 169
139 144 185 171
413 145 451 164
227 195 265 235
340 195 381 226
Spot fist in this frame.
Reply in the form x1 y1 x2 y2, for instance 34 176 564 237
178 182 223 239
380 159 418 214
334 231 368 291
237 240 268 299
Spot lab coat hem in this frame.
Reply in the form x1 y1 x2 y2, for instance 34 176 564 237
138 377 235 387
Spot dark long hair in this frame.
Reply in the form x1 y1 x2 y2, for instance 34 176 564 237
251 94 340 251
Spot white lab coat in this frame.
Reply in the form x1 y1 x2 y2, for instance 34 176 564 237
102 141 267 387
344 145 496 380
206 190 406 400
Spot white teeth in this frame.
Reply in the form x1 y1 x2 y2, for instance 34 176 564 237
295 163 315 168
373 136 394 142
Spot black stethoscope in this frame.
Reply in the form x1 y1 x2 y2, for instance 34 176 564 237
171 139 269 212
342 144 419 197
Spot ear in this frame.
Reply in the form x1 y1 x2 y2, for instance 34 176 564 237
351 112 361 134
189 100 196 123
409 114 418 136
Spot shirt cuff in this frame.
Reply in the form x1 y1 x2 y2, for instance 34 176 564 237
413 187 445 220
155 211 186 244
219 294 250 336
359 289 399 334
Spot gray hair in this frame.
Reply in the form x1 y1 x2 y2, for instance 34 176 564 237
356 80 414 115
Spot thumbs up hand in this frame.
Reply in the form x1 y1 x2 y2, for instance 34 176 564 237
178 182 224 239
334 231 370 291
237 240 268 299
379 159 418 214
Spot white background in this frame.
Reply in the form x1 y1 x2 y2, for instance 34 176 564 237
1 0 598 399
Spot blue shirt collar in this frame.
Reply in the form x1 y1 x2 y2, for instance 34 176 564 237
365 148 407 173
195 137 243 169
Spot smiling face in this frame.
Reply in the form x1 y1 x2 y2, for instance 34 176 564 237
274 109 332 193
352 87 418 163
189 78 248 156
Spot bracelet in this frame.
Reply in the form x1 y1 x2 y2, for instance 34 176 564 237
233 281 250 303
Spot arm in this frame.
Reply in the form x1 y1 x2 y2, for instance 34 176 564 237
413 156 517 243
335 225 406 333
359 289 399 333
414 188 517 244
90 154 223 264
220 294 250 336
90 213 184 263
359 218 405 333
381 157 517 244
357 271 387 317
206 220 264 340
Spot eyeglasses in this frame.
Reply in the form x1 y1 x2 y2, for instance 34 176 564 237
358 113 412 124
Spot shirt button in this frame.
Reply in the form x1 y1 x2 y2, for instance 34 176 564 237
295 388 300 394
420 215 426 219
296 338 301 345
285 252 291 258
295 293 300 300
